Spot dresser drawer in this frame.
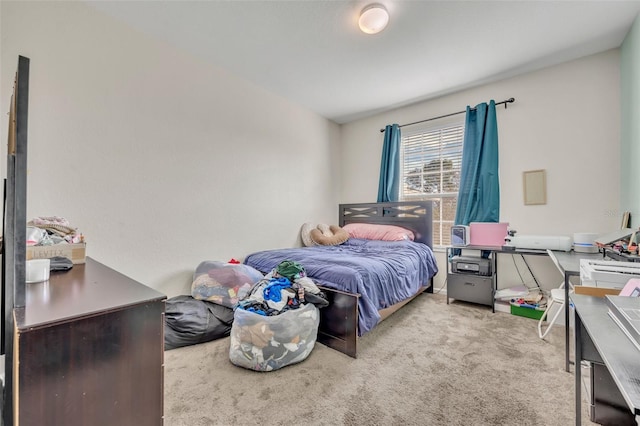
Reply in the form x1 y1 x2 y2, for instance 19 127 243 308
447 273 494 306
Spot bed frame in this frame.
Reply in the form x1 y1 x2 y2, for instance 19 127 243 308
317 201 434 358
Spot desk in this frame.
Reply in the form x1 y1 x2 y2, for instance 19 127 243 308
572 294 640 426
446 245 548 312
548 250 603 372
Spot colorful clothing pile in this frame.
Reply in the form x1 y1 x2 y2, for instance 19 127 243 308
229 260 327 371
27 216 84 246
191 260 263 308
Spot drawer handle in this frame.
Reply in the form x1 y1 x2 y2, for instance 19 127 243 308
464 282 476 286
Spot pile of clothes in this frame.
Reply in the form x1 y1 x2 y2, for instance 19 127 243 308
191 260 263 308
235 260 329 315
26 216 84 246
229 260 328 372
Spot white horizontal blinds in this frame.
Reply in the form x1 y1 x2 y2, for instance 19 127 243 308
400 123 464 246
401 124 463 198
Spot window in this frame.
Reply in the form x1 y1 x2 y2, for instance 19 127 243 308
400 122 464 247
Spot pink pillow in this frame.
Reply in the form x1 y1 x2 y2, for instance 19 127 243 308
342 223 414 241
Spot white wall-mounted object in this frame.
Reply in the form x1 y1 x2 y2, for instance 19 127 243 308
523 169 547 205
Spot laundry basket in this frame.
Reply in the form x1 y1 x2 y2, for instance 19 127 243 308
229 302 319 372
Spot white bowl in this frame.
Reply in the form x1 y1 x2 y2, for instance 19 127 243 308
26 259 50 283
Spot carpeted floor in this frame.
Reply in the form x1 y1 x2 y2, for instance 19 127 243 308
164 293 596 425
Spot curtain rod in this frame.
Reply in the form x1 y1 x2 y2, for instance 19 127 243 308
379 97 515 133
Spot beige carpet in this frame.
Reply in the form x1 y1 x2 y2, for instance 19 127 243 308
164 293 595 425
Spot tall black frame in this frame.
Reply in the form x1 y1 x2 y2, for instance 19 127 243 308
2 54 29 426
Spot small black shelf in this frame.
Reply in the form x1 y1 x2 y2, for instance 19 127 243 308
446 246 497 312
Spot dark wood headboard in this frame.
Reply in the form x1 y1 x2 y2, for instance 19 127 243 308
338 201 434 249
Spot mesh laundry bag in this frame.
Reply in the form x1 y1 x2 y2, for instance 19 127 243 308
191 261 264 308
229 302 320 372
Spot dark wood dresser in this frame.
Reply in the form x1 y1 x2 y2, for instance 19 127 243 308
13 257 166 426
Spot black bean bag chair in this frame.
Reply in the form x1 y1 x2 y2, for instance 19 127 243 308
164 295 235 350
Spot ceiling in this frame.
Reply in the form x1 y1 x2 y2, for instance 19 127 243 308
88 0 640 124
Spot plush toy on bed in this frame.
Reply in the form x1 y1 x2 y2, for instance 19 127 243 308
300 223 349 247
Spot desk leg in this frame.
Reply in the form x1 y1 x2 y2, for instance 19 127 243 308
565 272 571 373
575 312 582 426
492 252 496 313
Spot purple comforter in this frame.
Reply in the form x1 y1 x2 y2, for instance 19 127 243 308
244 238 438 336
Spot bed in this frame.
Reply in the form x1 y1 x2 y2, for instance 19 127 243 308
244 201 438 358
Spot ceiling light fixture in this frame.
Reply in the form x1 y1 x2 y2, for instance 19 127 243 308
358 4 389 35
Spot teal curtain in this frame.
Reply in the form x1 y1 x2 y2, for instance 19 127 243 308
454 101 500 226
377 124 401 202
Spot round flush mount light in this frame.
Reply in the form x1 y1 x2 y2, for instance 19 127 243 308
358 4 389 35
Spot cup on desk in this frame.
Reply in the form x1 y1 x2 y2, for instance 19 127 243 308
26 258 50 283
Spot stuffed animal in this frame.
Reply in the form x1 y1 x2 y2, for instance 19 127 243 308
300 223 349 246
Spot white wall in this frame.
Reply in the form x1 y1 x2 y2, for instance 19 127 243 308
0 1 341 297
340 50 621 291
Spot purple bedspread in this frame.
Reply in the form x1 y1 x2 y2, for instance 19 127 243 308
244 239 438 336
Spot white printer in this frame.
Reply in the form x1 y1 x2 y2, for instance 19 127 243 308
580 259 640 288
